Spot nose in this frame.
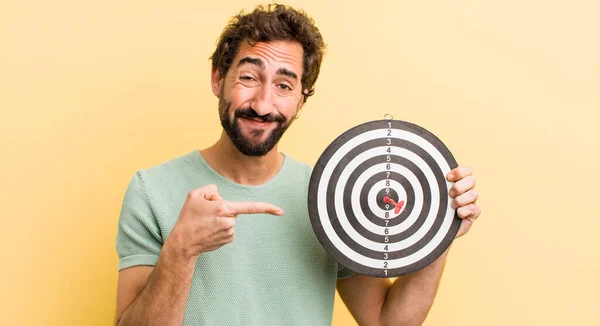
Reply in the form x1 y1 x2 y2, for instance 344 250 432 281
251 84 274 116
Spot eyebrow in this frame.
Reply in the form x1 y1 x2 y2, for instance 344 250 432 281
237 56 298 81
276 67 298 81
237 57 264 69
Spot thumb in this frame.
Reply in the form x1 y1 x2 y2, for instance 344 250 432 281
192 184 224 201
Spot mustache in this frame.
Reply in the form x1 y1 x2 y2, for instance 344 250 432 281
235 108 286 123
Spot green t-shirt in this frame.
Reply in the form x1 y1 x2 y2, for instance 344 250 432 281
116 150 355 325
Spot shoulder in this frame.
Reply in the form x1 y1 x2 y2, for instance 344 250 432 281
122 150 203 220
136 150 200 186
282 153 313 181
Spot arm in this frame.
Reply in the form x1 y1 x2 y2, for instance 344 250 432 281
115 184 284 325
337 249 448 326
115 237 196 326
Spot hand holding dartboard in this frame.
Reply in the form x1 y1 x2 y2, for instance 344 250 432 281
308 119 468 278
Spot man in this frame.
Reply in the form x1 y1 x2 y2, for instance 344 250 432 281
115 4 481 326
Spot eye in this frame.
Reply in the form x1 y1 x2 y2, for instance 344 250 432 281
240 75 255 82
278 83 292 91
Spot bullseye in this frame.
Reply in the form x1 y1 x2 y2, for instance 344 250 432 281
383 195 405 214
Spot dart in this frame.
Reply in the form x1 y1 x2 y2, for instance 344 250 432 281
382 195 405 214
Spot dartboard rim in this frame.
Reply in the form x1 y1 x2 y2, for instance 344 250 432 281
308 119 461 278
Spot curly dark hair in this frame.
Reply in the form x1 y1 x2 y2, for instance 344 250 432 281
210 4 325 103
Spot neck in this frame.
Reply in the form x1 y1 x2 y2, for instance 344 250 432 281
200 131 284 186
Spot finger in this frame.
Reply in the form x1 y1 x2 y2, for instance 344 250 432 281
223 201 284 216
451 189 478 209
218 216 236 229
201 184 224 201
456 218 474 238
217 223 235 237
217 226 236 244
220 236 234 245
204 237 234 251
449 175 476 198
189 184 224 201
456 203 481 220
201 245 222 252
446 166 473 182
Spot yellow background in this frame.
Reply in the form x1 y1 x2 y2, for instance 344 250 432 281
1 0 599 325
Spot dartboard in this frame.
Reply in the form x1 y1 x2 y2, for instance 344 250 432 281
308 119 461 278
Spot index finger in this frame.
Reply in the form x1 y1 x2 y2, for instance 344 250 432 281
224 201 284 217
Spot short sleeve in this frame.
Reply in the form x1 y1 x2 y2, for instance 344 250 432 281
116 171 163 271
337 263 357 279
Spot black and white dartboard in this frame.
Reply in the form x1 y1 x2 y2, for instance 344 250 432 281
308 119 461 278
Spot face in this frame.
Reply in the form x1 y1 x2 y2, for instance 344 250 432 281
212 40 305 156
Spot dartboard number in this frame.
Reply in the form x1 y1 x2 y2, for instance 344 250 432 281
383 120 392 279
384 117 392 222
384 121 393 262
385 123 392 203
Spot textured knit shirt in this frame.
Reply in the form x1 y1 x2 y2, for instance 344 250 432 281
116 150 355 325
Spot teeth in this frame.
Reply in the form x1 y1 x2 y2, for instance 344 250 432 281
243 117 267 123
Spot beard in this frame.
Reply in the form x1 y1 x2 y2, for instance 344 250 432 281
218 96 295 156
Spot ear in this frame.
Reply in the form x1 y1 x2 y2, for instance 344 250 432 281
296 88 309 113
211 67 223 97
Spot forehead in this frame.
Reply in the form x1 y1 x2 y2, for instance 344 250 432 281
232 40 304 75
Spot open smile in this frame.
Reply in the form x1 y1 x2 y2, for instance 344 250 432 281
239 117 274 128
